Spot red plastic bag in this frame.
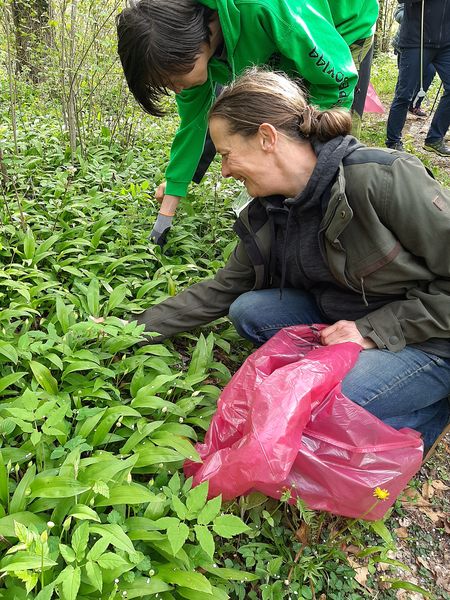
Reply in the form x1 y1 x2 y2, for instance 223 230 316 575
185 326 423 520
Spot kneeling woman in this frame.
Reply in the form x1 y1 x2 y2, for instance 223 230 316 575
136 68 450 453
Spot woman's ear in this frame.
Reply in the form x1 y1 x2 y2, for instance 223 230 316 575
258 123 277 152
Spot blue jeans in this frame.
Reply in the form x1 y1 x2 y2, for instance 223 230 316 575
228 289 450 450
386 45 450 144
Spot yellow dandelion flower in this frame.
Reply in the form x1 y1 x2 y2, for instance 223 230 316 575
373 487 390 501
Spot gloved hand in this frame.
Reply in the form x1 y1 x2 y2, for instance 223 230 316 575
150 213 173 247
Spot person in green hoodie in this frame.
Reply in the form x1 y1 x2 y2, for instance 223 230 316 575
116 0 379 245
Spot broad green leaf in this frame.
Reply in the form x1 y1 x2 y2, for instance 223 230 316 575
0 554 57 571
0 342 18 364
90 523 135 555
178 587 229 600
60 565 81 600
385 579 432 597
212 515 250 538
0 450 8 508
86 537 110 561
120 576 172 598
56 297 71 334
10 464 36 513
0 372 27 394
0 513 46 538
96 552 130 570
158 567 212 594
131 374 179 399
23 228 36 261
186 481 209 516
71 521 89 561
171 495 188 520
85 560 103 592
30 476 90 498
167 521 190 555
30 361 58 395
134 447 184 468
105 283 129 314
370 519 394 546
152 432 201 462
68 504 101 522
197 495 222 526
194 525 214 558
204 565 259 582
186 333 214 378
59 544 76 563
131 394 185 417
95 483 155 506
87 278 100 316
35 584 56 600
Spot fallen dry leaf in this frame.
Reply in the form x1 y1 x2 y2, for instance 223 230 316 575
394 526 409 539
418 507 446 524
295 522 310 545
421 481 433 500
431 479 449 492
416 556 430 570
344 544 361 555
347 557 369 587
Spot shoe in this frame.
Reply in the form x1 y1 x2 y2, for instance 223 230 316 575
409 106 427 118
423 139 450 156
385 141 404 151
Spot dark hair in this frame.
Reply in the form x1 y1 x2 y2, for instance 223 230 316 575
116 0 215 116
209 68 352 142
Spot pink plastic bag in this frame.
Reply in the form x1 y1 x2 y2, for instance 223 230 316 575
364 82 385 114
185 326 423 520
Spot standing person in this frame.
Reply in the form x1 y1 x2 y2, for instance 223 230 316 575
116 0 379 246
133 68 450 454
392 2 436 118
386 0 450 155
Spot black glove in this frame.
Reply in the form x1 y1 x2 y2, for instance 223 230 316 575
150 213 173 247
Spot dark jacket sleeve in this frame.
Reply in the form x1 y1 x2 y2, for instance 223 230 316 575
134 241 256 340
355 154 450 351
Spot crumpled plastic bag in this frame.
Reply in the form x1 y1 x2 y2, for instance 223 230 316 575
185 325 423 520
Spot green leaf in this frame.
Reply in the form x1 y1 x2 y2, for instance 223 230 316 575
0 554 57 571
105 283 129 314
56 297 71 334
23 228 36 261
187 333 214 378
59 543 76 563
96 552 130 570
194 525 215 558
158 567 212 594
86 537 110 561
120 576 172 598
60 565 81 600
0 450 8 508
0 342 18 364
152 432 201 462
71 521 89 561
85 560 103 592
197 495 222 526
204 565 259 581
385 579 432 597
95 483 155 506
178 587 229 600
68 504 101 522
90 523 136 555
0 372 27 394
167 521 190 555
30 361 58 395
0 512 47 538
10 463 36 513
171 495 188 520
131 374 180 399
35 584 56 600
186 482 209 516
212 515 250 538
369 519 394 546
134 447 184 468
87 278 100 316
30 476 90 498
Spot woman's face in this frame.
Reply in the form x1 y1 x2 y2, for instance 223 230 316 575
209 117 276 197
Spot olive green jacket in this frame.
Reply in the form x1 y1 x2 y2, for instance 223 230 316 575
137 148 450 352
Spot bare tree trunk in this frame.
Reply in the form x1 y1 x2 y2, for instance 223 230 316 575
375 0 397 54
67 0 78 156
1 3 18 154
10 0 49 82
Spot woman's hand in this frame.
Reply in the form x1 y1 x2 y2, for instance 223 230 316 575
320 320 376 349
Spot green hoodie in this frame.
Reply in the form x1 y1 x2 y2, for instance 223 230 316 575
165 0 379 197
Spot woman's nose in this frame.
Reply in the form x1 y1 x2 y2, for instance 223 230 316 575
221 161 231 178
